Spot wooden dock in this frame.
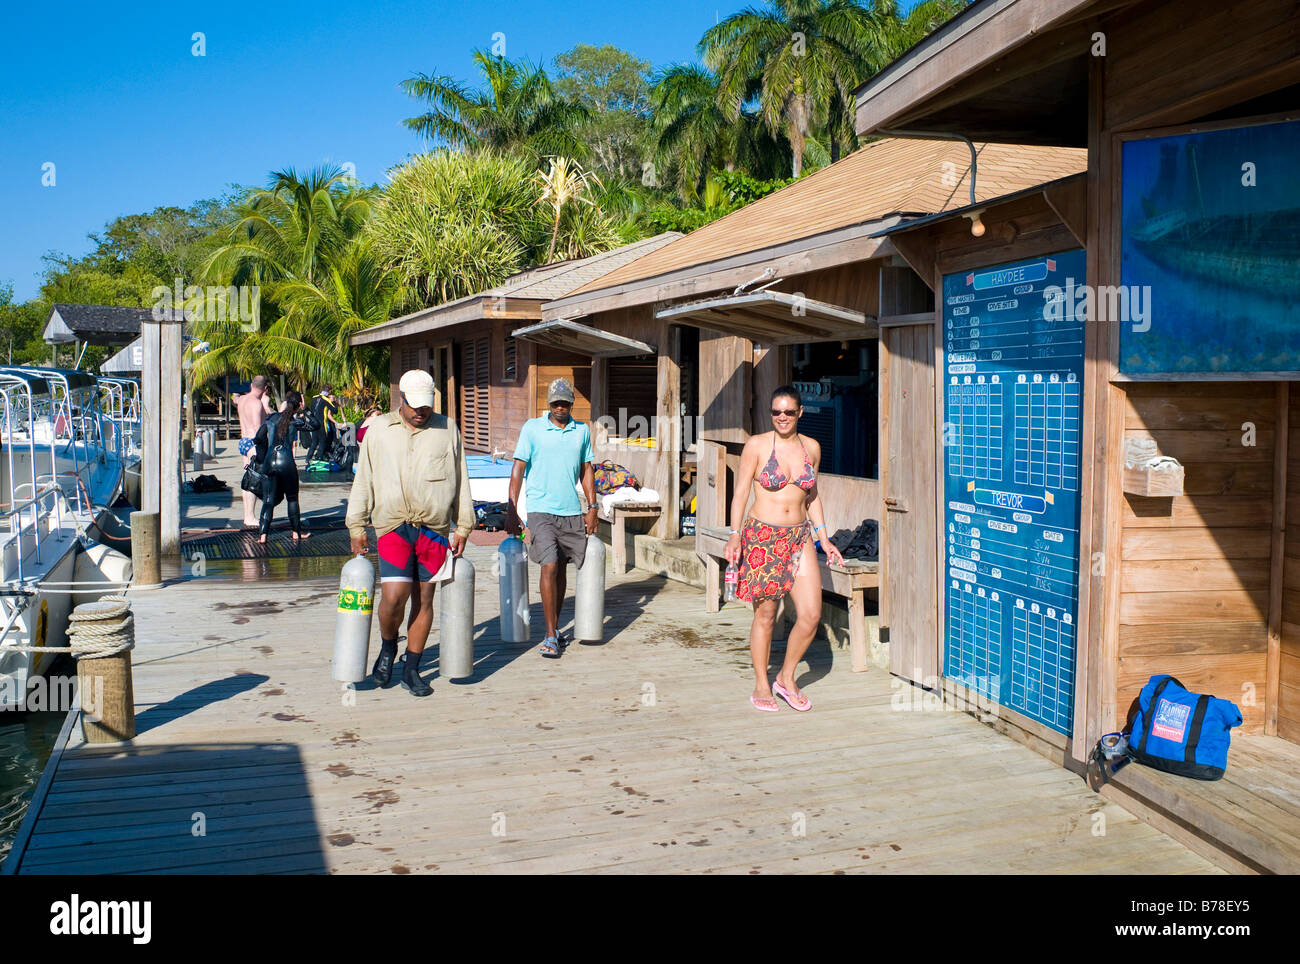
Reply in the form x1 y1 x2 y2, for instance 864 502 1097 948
6 543 1218 874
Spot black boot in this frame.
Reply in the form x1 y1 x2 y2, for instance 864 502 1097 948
372 637 398 687
401 649 432 697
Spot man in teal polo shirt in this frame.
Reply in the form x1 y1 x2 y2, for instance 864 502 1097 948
506 377 598 658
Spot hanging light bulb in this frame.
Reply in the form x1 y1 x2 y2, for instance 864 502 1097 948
964 209 986 237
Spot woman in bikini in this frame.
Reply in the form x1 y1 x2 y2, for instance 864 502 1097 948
725 385 844 712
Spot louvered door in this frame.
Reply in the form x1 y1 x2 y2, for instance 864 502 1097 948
459 337 491 453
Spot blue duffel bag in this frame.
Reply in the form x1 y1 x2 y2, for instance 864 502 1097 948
1129 674 1242 781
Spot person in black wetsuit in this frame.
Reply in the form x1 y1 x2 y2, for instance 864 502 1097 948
254 390 318 544
307 385 340 465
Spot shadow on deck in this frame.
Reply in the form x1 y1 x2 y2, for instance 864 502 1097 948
11 742 327 874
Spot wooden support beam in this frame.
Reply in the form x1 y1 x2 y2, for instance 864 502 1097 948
159 319 183 555
1265 382 1289 736
888 233 938 291
1042 178 1088 247
140 321 161 517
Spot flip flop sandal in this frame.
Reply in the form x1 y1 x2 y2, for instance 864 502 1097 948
750 695 779 713
772 679 811 712
539 636 562 659
557 631 572 649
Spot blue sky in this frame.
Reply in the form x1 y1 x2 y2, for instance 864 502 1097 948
1 0 753 301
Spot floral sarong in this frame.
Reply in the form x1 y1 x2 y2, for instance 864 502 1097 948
736 518 811 601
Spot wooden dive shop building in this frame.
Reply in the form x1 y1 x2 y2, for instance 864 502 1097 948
541 138 1086 666
349 233 680 454
853 0 1300 871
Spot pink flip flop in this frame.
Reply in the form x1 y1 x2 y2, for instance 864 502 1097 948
772 679 811 712
750 694 779 713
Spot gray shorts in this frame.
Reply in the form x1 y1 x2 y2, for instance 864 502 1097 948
527 512 587 567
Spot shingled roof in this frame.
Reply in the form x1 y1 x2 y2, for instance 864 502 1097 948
548 138 1086 310
44 304 152 345
351 232 682 346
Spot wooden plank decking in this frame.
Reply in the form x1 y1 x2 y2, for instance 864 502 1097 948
7 543 1219 874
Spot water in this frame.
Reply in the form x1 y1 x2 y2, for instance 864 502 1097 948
0 657 75 868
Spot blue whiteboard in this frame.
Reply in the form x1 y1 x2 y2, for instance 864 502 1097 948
941 249 1086 735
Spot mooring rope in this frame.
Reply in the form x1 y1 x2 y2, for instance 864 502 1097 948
66 595 135 659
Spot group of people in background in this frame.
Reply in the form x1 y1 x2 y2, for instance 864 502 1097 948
233 378 373 544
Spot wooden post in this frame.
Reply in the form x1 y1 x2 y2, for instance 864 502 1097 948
848 589 868 672
130 511 161 588
79 653 135 743
159 319 182 555
141 321 161 515
704 557 722 613
1265 382 1289 735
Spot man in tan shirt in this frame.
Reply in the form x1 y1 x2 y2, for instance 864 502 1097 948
347 370 475 697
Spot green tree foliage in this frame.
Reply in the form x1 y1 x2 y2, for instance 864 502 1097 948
195 167 385 399
0 283 48 365
648 63 790 202
366 150 542 308
874 0 970 60
637 168 792 233
401 50 589 162
367 150 621 310
700 0 892 178
553 44 654 181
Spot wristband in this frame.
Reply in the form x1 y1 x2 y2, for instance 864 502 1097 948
813 524 826 533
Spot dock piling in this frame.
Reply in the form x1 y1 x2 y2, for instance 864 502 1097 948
130 511 161 589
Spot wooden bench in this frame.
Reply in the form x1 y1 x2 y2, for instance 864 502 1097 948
697 523 880 671
599 504 662 575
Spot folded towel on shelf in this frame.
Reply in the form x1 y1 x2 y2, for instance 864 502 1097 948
599 487 661 515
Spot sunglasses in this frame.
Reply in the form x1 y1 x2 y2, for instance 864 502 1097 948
771 408 799 417
549 400 571 407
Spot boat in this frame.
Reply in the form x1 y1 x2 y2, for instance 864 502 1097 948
1 368 128 539
0 372 131 710
95 376 143 509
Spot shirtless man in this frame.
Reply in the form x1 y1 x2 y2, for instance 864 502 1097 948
235 375 274 527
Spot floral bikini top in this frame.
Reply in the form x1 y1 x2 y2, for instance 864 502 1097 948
756 432 816 491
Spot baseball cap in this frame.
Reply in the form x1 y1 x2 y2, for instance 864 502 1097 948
547 377 575 404
399 370 436 409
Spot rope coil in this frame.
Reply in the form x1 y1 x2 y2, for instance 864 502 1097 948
67 594 135 659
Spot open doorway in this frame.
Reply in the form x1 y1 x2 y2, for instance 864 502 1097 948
791 338 878 479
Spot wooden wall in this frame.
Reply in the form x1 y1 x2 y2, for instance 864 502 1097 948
699 331 752 444
584 305 677 538
1280 388 1300 744
1087 0 1300 748
1116 383 1274 733
1101 0 1300 133
533 345 592 423
382 320 543 454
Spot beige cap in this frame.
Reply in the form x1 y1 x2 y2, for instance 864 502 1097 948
399 369 435 409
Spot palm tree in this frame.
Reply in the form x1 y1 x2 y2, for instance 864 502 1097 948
533 156 605 262
401 50 590 161
204 166 372 289
194 167 389 400
700 0 889 177
874 0 970 60
649 64 787 202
